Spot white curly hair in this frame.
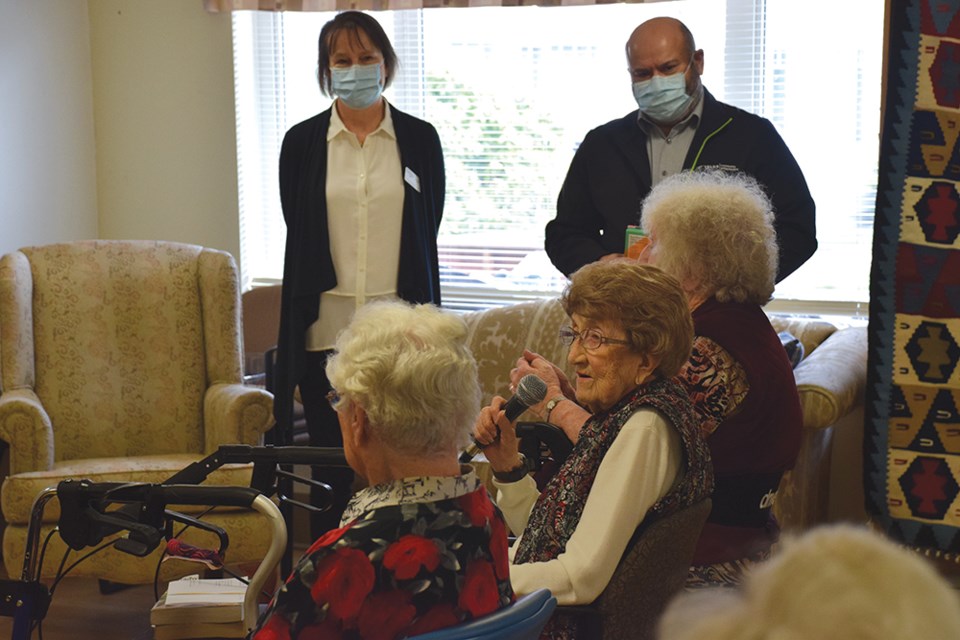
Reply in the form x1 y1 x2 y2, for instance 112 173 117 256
658 524 960 640
325 300 480 456
640 169 778 305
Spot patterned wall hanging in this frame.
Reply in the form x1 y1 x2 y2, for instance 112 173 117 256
865 0 960 559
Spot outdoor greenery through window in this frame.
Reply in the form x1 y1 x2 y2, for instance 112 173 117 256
232 0 883 317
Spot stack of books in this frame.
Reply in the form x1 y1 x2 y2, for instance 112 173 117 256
151 575 248 639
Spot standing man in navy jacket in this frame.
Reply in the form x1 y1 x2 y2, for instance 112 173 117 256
545 17 816 282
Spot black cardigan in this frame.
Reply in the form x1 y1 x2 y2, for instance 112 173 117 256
273 104 445 431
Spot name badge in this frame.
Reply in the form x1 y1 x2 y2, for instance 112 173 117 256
404 167 421 193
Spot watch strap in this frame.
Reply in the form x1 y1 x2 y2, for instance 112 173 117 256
545 395 567 422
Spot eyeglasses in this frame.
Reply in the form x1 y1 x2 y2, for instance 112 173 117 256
326 389 341 409
559 326 631 351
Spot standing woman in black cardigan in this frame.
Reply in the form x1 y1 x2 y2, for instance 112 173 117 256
273 11 445 540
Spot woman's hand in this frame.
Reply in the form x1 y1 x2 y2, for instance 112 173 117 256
510 349 576 418
472 396 522 473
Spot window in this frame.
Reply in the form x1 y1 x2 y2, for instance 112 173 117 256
233 0 883 317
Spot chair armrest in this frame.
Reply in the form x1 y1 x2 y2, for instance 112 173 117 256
794 326 868 430
0 389 54 474
203 382 274 452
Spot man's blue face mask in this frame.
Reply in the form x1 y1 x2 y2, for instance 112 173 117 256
632 63 695 124
331 63 383 110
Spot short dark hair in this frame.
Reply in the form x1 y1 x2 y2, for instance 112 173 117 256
316 11 398 97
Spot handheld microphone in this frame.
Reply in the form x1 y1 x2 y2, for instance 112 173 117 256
460 374 548 463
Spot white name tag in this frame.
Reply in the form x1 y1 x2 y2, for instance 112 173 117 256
404 167 421 193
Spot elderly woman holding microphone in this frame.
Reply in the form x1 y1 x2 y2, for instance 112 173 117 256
515 170 803 588
473 261 712 638
255 302 513 640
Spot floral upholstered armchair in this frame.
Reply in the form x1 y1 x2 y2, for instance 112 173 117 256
0 240 274 582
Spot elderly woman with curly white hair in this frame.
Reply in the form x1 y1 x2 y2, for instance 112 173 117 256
637 170 803 587
512 170 802 588
253 301 513 640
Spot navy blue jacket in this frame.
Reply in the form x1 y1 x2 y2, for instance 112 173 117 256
273 104 444 431
545 89 816 281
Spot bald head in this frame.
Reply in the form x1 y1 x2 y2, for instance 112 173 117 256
626 17 696 62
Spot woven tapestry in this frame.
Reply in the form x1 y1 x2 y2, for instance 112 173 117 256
865 0 960 558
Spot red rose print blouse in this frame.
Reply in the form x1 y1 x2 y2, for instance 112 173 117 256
251 471 514 640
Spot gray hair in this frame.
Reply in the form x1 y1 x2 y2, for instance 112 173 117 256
640 169 778 305
325 300 480 456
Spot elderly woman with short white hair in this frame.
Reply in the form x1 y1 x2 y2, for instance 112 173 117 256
253 301 513 640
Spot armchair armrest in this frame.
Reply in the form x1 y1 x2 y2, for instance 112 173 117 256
793 326 868 430
0 389 54 474
203 383 274 452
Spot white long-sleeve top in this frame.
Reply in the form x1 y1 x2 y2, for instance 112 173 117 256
305 101 403 351
495 409 681 605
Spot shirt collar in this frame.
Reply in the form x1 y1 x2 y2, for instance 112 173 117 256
341 466 483 524
328 99 397 142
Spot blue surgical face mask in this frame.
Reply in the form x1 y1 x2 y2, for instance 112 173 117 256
330 63 383 110
632 68 695 124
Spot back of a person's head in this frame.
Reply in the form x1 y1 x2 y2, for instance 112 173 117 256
640 169 777 305
325 300 480 456
658 524 960 640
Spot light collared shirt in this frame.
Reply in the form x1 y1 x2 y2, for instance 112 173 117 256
341 466 482 525
638 85 705 188
306 100 404 351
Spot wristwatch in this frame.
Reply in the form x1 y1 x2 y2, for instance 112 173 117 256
544 396 567 422
493 454 532 483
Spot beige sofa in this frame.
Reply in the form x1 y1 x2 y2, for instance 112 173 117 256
461 297 869 531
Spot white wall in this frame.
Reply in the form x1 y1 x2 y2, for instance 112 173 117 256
0 0 242 270
0 1 99 256
89 0 240 262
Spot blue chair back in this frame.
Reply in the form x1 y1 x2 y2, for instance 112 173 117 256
407 589 556 640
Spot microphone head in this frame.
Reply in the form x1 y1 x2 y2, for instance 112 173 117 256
515 374 548 407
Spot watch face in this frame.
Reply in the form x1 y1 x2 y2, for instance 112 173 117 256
546 397 563 419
